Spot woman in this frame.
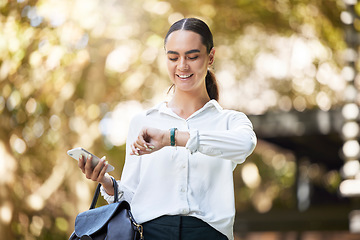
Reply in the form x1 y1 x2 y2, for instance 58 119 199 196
79 18 256 240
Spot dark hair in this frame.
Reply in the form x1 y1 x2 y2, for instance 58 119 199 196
165 18 219 101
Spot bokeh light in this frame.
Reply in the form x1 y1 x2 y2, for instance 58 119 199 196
0 0 354 239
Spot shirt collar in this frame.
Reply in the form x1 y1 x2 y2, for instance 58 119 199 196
146 99 223 118
203 99 223 112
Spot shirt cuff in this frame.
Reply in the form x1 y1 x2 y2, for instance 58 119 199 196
185 129 199 154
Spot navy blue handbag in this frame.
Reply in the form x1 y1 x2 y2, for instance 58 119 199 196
69 177 143 240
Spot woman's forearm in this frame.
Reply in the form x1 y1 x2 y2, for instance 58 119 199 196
173 130 190 147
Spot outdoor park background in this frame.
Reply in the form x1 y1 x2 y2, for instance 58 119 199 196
1 0 360 239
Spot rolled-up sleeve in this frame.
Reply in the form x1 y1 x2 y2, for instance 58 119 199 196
185 129 200 154
186 112 257 164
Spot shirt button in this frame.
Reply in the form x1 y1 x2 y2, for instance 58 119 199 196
181 188 185 192
182 165 186 169
182 209 187 214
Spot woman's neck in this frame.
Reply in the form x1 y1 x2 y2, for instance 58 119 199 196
168 90 211 119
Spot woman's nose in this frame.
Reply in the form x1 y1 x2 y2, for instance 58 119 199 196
178 58 189 71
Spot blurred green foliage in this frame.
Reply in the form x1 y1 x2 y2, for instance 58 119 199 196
0 0 350 239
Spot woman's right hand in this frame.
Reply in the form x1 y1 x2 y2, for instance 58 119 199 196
78 155 114 195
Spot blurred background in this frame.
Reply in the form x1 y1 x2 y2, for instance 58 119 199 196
1 0 360 239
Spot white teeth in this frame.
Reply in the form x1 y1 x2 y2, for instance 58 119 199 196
178 74 192 78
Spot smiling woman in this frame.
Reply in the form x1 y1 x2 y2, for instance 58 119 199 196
164 18 218 104
77 18 257 240
165 30 213 105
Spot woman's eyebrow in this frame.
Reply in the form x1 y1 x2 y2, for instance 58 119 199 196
166 49 201 55
167 50 179 55
185 49 200 54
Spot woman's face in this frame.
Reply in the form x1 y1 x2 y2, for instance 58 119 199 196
165 30 214 95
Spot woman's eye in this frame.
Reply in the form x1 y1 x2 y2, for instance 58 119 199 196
168 57 178 61
188 56 198 60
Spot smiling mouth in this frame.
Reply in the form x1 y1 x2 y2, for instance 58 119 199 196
176 74 193 79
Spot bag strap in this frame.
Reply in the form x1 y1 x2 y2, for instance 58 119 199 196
89 176 118 210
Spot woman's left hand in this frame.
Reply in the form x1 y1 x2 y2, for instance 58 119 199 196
130 127 169 156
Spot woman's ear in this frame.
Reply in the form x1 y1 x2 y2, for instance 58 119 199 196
208 48 215 66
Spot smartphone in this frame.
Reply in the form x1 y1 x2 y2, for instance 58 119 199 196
67 147 115 172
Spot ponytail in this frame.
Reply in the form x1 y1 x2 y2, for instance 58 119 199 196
205 69 219 101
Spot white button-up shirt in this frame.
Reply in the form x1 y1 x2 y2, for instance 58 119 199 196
101 100 257 240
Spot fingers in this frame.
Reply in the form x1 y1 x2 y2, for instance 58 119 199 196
91 156 108 181
134 130 147 150
78 155 86 173
84 155 93 177
130 143 140 156
98 158 108 180
82 155 108 182
130 142 155 156
130 128 155 156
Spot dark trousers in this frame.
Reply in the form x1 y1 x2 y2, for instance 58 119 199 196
142 215 228 240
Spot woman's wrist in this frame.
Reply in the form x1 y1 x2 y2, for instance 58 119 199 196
170 128 177 146
161 129 171 147
163 129 190 147
101 174 115 195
